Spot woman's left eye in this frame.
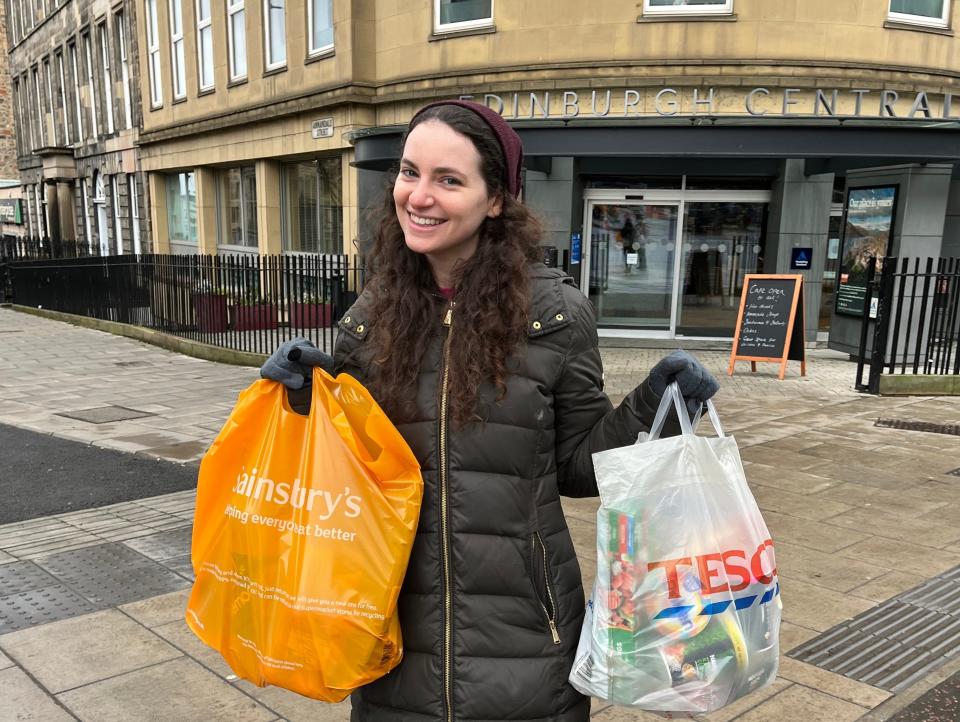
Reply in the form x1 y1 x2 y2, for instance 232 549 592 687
440 177 461 186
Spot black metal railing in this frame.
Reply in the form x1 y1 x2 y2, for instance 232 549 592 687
1 235 99 261
7 253 365 355
856 256 960 392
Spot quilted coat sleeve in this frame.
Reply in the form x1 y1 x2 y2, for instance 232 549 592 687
554 294 683 498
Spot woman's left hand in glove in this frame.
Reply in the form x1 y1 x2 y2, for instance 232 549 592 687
648 350 719 418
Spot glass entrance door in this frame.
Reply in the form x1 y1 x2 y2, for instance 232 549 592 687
585 202 680 330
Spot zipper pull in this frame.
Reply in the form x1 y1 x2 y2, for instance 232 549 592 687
548 619 561 645
443 307 453 326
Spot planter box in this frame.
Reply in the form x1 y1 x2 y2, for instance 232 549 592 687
193 293 229 332
289 302 333 328
234 303 279 331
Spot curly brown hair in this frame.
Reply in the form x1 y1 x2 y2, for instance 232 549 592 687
365 104 544 427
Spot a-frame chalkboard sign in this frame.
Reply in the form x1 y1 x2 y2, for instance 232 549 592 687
728 274 807 380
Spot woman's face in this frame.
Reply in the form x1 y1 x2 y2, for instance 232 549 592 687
394 120 502 277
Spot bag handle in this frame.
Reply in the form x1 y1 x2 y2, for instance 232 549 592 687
646 383 725 441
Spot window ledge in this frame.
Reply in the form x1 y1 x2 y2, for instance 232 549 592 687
430 24 497 42
197 87 216 97
172 96 188 105
637 13 737 23
883 19 953 35
227 76 248 89
264 65 288 78
305 48 336 66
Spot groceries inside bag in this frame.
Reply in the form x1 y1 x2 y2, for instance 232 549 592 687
186 368 423 702
570 384 781 715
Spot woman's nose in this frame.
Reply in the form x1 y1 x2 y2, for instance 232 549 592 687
408 179 434 208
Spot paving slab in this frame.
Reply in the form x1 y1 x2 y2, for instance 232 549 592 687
56 657 276 722
777 656 891 709
731 683 867 722
153 618 236 679
118 589 191 628
0 666 76 722
233 679 352 721
0 608 181 693
0 648 11 669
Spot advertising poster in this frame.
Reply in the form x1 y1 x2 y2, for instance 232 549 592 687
835 186 897 316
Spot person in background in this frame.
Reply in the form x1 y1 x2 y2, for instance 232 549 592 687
261 100 718 722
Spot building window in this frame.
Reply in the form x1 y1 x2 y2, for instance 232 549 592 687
83 32 99 138
69 42 83 141
145 0 163 107
116 12 133 128
56 52 70 145
169 0 186 99
32 66 44 148
196 0 214 91
308 0 333 55
43 58 56 146
281 158 342 254
13 80 24 155
264 0 286 70
110 175 123 253
80 178 92 248
643 0 734 16
434 0 494 32
98 23 115 135
165 172 197 242
888 0 950 27
227 0 247 80
217 167 258 247
129 174 142 254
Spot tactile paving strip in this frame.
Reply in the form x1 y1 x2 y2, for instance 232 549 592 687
33 542 191 607
874 418 960 437
0 561 60 596
788 564 960 693
0 585 100 634
121 527 193 562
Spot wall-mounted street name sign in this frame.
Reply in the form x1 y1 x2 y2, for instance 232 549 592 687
312 117 335 139
728 275 807 381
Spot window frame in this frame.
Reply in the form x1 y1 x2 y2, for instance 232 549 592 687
43 57 56 146
642 0 734 17
216 166 259 249
128 174 142 254
433 0 495 34
69 42 83 141
888 0 950 27
116 11 133 128
145 0 163 107
98 22 115 135
196 0 215 91
32 65 44 148
307 0 334 57
83 32 99 138
227 0 247 81
169 0 187 100
263 0 287 71
56 51 70 145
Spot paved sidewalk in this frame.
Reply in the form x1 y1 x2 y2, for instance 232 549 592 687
1 307 959 721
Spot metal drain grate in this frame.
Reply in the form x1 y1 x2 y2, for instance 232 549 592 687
788 565 960 693
56 405 156 424
875 418 960 436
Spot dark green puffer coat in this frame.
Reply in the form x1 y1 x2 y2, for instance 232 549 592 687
332 265 678 722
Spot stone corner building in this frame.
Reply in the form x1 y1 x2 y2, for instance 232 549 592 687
0 0 19 181
6 0 150 252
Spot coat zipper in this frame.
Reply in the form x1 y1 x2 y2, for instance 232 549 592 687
534 531 562 645
440 303 454 722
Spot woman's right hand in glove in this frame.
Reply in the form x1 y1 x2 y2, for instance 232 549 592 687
260 337 334 390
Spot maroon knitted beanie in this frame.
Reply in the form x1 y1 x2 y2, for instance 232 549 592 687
409 100 524 198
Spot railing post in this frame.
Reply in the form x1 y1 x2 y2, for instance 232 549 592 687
868 257 896 395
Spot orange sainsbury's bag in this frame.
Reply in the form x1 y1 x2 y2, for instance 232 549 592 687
185 368 423 702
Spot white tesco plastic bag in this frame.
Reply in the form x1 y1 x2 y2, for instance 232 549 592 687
569 383 781 715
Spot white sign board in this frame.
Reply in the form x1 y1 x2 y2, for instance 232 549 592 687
312 117 334 139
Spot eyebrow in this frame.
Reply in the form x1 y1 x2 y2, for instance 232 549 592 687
399 158 467 177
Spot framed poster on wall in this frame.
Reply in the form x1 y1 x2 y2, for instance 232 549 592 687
834 185 898 317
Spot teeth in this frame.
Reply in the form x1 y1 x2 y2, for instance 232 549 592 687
411 214 443 226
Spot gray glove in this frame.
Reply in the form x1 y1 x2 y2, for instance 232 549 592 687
260 338 334 390
648 350 719 418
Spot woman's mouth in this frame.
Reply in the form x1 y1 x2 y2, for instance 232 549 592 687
409 212 446 228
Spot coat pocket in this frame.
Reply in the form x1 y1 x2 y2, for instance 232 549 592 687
530 532 562 645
